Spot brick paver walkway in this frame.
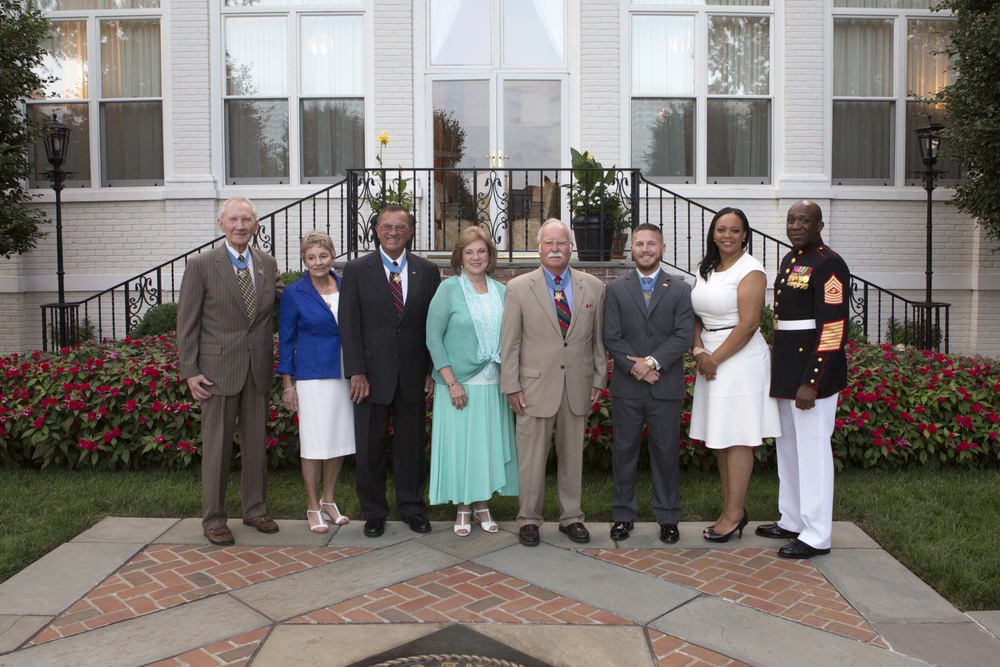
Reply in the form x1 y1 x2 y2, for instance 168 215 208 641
582 546 886 646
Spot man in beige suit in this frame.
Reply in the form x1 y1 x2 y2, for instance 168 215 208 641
178 197 285 546
500 219 606 546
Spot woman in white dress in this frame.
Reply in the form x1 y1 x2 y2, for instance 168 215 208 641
689 208 780 542
278 230 356 533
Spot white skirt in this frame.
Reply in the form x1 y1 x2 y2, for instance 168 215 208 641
296 377 356 459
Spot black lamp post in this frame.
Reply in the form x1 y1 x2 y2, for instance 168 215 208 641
914 117 945 304
42 112 72 304
914 117 946 350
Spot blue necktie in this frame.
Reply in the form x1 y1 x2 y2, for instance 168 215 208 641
641 276 654 310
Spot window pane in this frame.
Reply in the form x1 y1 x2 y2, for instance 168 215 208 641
29 103 91 188
907 19 954 99
633 0 769 5
834 19 893 97
632 99 694 180
226 0 360 5
430 0 490 66
707 99 769 181
101 20 161 98
226 100 289 182
226 17 286 97
35 1 160 9
833 100 894 182
835 0 932 8
432 80 490 170
301 15 363 96
504 0 564 66
301 99 364 181
503 80 561 168
34 20 88 100
101 102 163 184
708 16 769 96
633 15 695 96
905 101 959 184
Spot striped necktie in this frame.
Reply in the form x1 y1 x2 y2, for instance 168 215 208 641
389 261 404 316
554 276 571 337
236 254 256 318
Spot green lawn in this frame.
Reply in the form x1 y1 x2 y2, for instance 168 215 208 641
0 467 996 612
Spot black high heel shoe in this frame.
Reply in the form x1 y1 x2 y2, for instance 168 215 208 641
703 509 749 543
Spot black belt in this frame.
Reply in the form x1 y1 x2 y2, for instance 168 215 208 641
703 325 736 332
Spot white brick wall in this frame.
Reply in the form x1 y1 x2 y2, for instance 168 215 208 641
580 0 621 164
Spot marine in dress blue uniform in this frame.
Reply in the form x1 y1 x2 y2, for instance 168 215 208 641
758 200 851 559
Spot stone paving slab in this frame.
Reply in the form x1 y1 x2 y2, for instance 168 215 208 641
252 624 441 666
970 610 1000 639
415 523 521 560
232 539 463 621
0 616 49 654
651 595 933 667
874 620 1000 667
816 549 968 623
154 517 343 547
69 517 178 544
0 541 145 616
475 541 699 624
0 593 270 667
475 624 657 666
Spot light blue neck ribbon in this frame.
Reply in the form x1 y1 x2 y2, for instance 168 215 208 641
459 273 502 380
380 250 407 274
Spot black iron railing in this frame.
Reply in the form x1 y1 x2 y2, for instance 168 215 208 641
40 168 949 353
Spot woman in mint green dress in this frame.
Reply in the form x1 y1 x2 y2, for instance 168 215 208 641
426 226 518 536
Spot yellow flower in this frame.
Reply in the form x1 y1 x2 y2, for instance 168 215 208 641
377 131 390 146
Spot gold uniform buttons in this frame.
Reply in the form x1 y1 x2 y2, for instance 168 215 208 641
810 379 816 384
798 347 804 352
814 368 819 372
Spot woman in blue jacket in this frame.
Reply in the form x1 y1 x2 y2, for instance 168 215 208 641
426 226 518 536
279 230 355 533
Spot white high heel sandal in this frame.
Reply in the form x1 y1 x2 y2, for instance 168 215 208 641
306 509 329 534
454 510 472 536
321 501 350 526
473 507 499 533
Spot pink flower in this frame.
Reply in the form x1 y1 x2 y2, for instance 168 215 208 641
33 416 44 428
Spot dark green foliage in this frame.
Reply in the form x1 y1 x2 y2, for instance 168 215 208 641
132 303 178 338
936 0 1000 248
0 2 51 258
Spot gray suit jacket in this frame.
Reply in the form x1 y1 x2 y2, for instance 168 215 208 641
177 245 283 396
500 267 607 418
603 270 694 400
339 250 441 405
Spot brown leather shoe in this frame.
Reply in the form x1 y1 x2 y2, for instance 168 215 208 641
243 515 279 533
519 524 540 547
559 522 590 544
204 524 235 546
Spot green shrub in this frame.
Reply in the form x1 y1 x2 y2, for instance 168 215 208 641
132 303 178 338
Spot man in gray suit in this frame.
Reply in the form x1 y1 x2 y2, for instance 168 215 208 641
178 197 285 546
339 205 441 538
603 223 694 543
500 219 606 547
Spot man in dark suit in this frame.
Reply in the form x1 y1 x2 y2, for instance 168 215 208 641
178 197 285 546
339 205 441 537
757 200 851 559
603 223 694 543
500 219 606 547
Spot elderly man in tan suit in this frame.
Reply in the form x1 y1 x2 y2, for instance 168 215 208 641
500 219 606 546
178 197 284 546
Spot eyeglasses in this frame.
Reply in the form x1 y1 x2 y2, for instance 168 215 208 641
541 240 570 249
378 223 410 233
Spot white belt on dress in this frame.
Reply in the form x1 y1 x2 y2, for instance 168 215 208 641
776 319 816 331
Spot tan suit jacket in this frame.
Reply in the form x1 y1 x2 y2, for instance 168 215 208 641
500 267 607 417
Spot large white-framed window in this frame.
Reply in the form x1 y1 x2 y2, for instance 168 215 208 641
832 1 957 186
630 1 773 185
222 0 365 185
29 0 163 189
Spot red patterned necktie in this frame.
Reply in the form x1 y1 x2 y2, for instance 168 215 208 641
554 275 571 337
389 261 404 316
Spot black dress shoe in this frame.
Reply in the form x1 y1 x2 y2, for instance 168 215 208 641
659 523 680 544
363 517 386 538
778 538 830 559
406 514 432 533
559 522 590 544
755 522 800 539
610 521 633 540
519 524 540 547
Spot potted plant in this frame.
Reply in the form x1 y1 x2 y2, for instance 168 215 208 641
566 148 627 261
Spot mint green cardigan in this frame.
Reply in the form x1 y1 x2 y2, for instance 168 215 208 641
425 275 506 384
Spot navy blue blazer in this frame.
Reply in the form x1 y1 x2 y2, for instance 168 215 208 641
277 272 344 380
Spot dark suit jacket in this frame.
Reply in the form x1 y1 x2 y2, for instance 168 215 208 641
276 272 344 381
603 270 694 400
177 245 283 396
339 250 441 404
